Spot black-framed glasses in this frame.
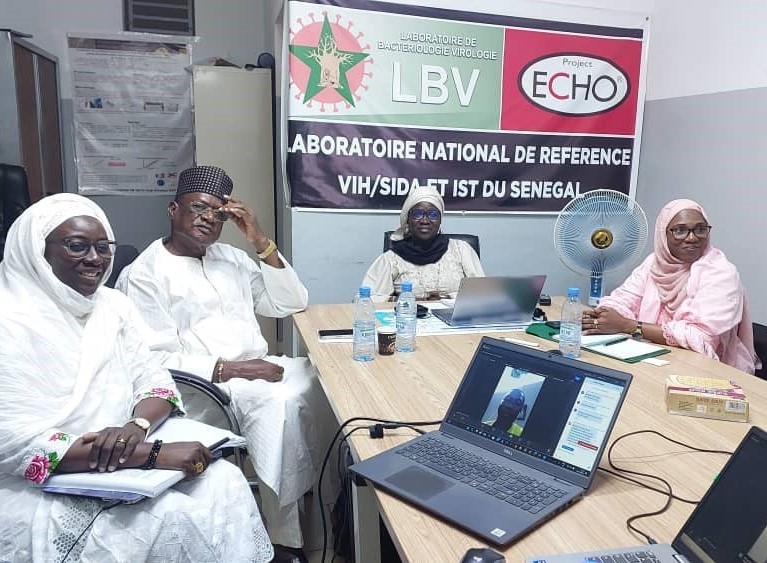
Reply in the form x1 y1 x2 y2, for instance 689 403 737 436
58 238 117 258
668 224 712 240
187 201 228 222
409 208 440 221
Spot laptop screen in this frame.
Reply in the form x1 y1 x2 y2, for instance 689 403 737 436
673 426 767 563
450 276 546 324
443 337 631 483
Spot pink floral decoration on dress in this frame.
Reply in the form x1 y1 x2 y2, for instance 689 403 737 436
24 455 52 484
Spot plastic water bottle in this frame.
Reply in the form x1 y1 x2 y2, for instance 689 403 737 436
395 281 417 353
353 286 376 361
559 287 582 359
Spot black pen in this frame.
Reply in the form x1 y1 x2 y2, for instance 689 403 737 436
603 336 629 346
207 437 229 452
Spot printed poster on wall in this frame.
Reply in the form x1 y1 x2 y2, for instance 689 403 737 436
285 0 648 212
68 34 195 195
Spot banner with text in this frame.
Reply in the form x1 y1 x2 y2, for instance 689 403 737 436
285 0 648 212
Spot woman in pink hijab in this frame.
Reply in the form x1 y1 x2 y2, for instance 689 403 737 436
583 198 757 373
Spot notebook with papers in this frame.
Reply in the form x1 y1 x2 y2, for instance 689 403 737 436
42 418 245 504
431 275 547 328
349 336 632 547
526 425 767 563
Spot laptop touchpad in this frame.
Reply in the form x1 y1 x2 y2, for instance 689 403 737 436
386 466 454 500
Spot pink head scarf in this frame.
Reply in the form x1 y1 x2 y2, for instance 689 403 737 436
649 198 710 317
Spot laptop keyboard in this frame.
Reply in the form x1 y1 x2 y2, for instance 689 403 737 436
582 552 661 562
397 437 567 514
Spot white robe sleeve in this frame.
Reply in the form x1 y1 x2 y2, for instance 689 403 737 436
246 251 309 317
361 252 396 303
456 241 485 278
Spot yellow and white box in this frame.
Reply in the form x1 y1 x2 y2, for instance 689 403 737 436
665 375 749 423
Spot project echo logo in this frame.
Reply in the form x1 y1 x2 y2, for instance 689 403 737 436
518 53 630 116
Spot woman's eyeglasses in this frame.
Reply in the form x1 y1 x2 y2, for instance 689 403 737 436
668 225 712 240
187 201 229 222
59 238 117 258
409 208 440 221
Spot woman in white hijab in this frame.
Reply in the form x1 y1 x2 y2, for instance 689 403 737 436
0 194 273 562
361 186 485 302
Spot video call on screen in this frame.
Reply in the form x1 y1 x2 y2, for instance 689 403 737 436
446 342 627 474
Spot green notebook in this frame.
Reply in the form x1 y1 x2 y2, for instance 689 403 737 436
525 323 670 363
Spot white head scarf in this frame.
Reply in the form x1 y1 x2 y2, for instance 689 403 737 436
0 195 129 460
0 193 115 318
390 186 445 241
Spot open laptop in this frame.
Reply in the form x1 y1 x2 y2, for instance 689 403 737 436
526 425 767 563
431 275 546 328
349 337 632 547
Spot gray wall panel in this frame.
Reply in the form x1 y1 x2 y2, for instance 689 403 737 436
290 209 634 305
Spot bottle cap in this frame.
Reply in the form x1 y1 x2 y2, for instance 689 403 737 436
401 281 413 292
359 286 371 297
567 287 580 297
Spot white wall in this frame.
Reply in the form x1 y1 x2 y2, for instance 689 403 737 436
646 0 767 100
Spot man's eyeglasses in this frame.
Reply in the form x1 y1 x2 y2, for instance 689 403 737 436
187 201 229 222
58 238 117 258
668 224 712 240
409 208 440 221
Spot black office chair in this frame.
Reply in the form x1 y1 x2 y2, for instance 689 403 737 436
383 230 480 257
753 323 767 379
0 164 31 260
105 244 140 288
168 369 250 478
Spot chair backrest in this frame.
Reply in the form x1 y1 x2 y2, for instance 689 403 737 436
105 244 139 288
754 323 767 379
383 231 480 258
0 164 31 259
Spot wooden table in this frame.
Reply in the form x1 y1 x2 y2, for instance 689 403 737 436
293 303 767 562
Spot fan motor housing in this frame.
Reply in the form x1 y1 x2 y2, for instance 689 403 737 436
591 228 614 250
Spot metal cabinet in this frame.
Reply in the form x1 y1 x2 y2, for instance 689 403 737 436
0 29 64 202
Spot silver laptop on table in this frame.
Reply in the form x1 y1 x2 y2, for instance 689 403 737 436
526 425 767 563
432 275 546 328
350 337 632 547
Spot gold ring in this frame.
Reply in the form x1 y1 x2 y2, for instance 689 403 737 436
594 320 599 327
193 461 205 474
116 437 127 444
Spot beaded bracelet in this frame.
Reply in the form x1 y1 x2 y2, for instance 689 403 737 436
141 439 163 470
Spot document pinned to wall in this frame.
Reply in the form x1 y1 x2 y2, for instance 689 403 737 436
68 33 197 195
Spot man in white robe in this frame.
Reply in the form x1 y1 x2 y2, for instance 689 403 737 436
116 165 332 559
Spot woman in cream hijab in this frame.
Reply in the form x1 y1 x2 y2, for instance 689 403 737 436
0 194 272 562
583 198 757 373
362 186 484 302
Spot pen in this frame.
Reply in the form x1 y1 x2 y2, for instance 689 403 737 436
502 337 540 348
207 437 229 452
603 336 630 346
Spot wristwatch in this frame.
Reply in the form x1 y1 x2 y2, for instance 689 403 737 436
631 321 643 340
127 417 151 436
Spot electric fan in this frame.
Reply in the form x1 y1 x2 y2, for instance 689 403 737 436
554 189 648 306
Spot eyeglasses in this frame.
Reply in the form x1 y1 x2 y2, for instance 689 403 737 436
668 224 712 240
187 201 228 222
409 208 440 221
58 238 117 258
